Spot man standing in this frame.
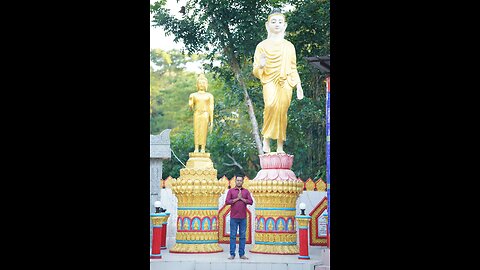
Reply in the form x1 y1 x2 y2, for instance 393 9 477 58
225 176 253 260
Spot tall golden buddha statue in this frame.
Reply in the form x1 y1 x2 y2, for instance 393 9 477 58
252 8 304 153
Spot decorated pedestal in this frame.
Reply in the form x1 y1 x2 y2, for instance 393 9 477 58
296 215 311 259
151 213 169 259
169 152 228 253
249 153 304 254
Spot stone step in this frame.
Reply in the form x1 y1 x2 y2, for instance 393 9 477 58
150 244 329 270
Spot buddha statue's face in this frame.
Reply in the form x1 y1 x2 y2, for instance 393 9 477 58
197 78 208 91
266 14 287 35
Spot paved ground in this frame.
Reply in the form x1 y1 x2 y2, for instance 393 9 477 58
151 244 330 270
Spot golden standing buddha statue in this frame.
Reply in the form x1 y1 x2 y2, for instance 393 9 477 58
189 74 214 153
252 8 304 154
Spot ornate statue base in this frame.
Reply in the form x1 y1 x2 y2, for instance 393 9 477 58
170 152 228 253
185 152 214 169
249 153 303 254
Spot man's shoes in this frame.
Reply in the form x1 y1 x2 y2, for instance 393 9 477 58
228 256 235 260
240 255 249 260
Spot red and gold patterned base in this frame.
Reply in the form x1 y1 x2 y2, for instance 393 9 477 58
169 152 228 253
169 243 223 253
249 244 298 254
249 153 304 254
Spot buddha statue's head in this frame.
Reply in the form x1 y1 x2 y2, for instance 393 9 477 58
196 73 208 91
266 8 287 38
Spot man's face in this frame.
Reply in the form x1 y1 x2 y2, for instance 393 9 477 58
235 177 244 188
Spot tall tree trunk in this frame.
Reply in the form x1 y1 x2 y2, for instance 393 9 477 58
229 57 263 155
240 79 264 155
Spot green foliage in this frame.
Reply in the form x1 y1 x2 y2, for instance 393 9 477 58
150 49 205 133
286 0 330 58
163 127 194 179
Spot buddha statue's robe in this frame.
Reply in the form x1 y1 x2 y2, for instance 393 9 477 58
253 38 301 141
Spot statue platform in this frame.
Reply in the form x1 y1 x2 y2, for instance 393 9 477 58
185 152 214 169
150 244 330 270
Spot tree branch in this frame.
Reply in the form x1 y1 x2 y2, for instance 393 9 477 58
223 154 246 176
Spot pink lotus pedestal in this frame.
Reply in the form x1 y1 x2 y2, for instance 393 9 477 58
255 153 298 181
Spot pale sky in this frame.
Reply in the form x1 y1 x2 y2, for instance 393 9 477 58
150 0 208 72
150 0 186 51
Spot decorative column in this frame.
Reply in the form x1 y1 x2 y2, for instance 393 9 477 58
325 76 330 248
249 153 304 254
161 212 170 249
151 212 168 259
150 129 171 244
296 207 311 260
169 153 228 253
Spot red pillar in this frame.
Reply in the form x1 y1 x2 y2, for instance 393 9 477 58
327 226 330 248
296 215 311 260
151 213 167 259
161 212 170 249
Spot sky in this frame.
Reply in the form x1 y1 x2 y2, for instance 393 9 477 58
150 0 185 51
150 0 210 72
